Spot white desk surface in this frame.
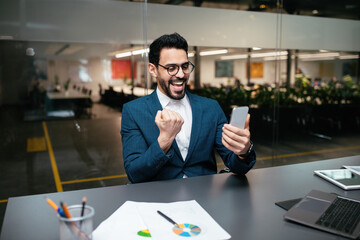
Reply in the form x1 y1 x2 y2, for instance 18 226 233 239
46 91 90 100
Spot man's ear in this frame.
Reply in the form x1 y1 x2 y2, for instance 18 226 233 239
148 63 158 78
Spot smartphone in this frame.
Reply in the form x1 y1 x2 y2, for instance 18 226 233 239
229 106 249 129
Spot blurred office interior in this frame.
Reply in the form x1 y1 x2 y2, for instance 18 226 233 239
0 0 360 230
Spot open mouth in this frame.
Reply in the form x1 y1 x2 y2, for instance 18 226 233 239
170 80 186 92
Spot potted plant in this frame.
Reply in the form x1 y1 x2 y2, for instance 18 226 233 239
64 78 71 95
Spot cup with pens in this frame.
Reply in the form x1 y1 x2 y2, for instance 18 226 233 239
46 197 95 240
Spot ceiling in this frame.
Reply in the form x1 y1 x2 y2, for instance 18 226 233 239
127 0 360 20
6 0 358 60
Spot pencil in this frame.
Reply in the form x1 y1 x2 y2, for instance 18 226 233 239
45 197 65 217
60 201 90 240
46 197 58 212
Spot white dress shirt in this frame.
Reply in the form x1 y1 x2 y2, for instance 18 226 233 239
157 88 192 161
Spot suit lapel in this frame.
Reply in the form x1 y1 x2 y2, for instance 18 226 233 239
146 90 162 117
185 92 202 162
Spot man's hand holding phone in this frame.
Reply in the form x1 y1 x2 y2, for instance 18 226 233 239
222 106 252 158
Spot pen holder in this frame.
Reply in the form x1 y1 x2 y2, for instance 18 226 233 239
58 205 95 240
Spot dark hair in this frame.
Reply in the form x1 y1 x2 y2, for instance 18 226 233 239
149 32 188 66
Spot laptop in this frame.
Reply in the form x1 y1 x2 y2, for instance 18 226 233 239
283 189 360 239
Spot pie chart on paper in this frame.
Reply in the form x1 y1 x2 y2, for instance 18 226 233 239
172 223 201 237
137 229 151 237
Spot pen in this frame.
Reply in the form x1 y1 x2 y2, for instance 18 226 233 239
60 201 90 240
79 196 87 231
60 202 72 219
46 197 66 217
80 196 87 218
157 210 179 227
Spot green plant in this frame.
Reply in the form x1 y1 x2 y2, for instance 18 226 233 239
64 78 71 91
55 75 59 85
191 78 359 116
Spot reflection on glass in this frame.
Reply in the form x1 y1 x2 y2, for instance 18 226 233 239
321 170 354 180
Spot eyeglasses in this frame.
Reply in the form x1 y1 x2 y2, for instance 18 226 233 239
157 61 195 76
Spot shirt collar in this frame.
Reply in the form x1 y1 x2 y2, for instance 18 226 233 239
156 87 188 109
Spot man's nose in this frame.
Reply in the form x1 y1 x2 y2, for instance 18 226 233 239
175 67 186 78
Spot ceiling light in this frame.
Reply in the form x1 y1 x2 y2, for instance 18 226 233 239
200 49 228 56
251 51 288 58
301 57 336 61
115 52 132 58
339 55 358 60
132 48 149 55
252 47 262 50
263 56 289 61
220 54 247 60
299 52 339 59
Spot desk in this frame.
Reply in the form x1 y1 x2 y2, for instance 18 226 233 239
113 86 149 96
45 91 92 117
1 156 359 240
46 91 91 100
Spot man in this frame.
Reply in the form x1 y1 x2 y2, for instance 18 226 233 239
121 33 255 183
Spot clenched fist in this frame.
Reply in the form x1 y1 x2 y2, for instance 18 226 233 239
155 109 184 153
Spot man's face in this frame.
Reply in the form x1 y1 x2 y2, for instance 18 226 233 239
152 48 189 100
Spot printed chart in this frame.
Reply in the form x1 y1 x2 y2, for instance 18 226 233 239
172 223 201 237
137 229 151 237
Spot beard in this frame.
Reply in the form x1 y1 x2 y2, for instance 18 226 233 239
158 77 188 100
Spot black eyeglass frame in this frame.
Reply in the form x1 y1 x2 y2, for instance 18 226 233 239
157 61 195 76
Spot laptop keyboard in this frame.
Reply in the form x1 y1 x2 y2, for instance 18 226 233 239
316 197 360 235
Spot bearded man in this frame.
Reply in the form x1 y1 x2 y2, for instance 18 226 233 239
120 33 256 183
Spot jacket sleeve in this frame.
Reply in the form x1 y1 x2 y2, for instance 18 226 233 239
120 103 173 183
214 103 256 175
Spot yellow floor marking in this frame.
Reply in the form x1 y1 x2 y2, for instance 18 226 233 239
0 199 8 203
257 145 360 161
61 174 128 185
42 121 63 192
216 145 360 165
26 137 47 152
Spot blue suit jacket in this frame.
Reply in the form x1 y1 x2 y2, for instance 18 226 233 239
121 90 256 183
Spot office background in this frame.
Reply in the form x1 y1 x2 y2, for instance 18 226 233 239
0 0 360 231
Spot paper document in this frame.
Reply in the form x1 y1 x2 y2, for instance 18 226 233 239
93 200 231 240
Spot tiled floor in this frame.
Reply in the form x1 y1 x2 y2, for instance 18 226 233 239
1 103 360 232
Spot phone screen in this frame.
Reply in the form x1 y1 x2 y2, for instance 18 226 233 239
229 106 249 129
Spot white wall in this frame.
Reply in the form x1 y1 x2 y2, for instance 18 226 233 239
199 55 290 87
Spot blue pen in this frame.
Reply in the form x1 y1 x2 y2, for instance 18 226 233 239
46 197 66 217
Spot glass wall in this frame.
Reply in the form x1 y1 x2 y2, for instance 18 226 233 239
0 0 359 204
